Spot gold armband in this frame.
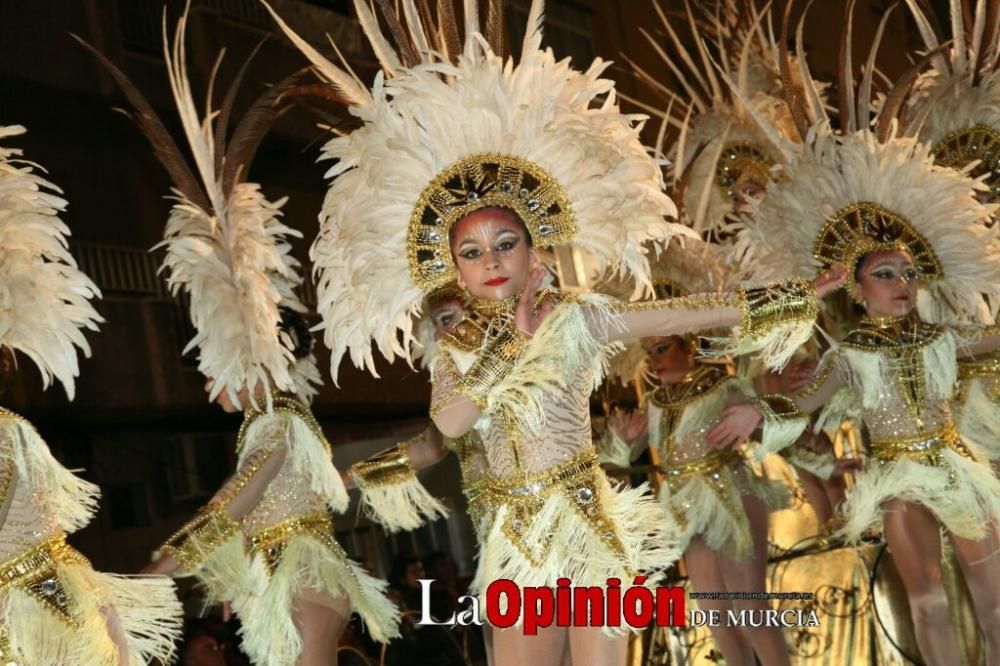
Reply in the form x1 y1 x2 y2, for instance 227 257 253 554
458 323 528 409
737 278 818 343
352 439 416 488
750 394 809 462
755 394 804 421
351 431 449 532
159 508 240 573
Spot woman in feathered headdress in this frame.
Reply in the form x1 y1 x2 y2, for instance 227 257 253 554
79 11 399 664
901 0 1000 470
604 238 801 666
715 4 1000 662
265 0 843 660
0 125 183 665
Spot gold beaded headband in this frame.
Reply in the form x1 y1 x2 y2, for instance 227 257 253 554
714 142 775 202
933 125 1000 210
407 153 576 292
813 201 943 297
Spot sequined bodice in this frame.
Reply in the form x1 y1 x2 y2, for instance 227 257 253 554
235 408 334 536
478 362 594 481
650 364 736 467
839 317 958 441
0 419 67 562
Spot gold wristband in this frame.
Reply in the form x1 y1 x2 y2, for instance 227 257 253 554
160 508 239 572
352 438 417 488
755 394 803 422
738 278 818 342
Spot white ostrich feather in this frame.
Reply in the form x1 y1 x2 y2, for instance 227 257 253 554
155 10 318 408
903 0 1000 144
736 129 1000 323
0 125 102 399
267 0 684 381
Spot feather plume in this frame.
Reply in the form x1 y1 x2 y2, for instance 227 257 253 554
266 0 682 380
0 126 103 399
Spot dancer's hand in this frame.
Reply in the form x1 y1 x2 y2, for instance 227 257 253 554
784 360 818 392
140 555 178 576
515 267 555 336
609 408 647 441
812 264 848 298
706 402 762 449
832 457 864 478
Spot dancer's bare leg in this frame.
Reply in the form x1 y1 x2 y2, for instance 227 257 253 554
720 494 790 666
292 589 351 666
484 622 495 666
100 605 130 665
684 536 754 666
883 499 960 666
949 522 1000 662
795 466 834 528
567 626 627 666
491 623 568 666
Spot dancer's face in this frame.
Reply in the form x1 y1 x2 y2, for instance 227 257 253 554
854 249 918 318
642 335 694 385
429 297 466 340
732 179 767 215
204 377 247 414
451 208 538 301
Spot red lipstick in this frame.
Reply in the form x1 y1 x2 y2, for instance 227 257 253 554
484 277 509 287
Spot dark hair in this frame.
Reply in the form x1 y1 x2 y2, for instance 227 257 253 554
448 206 533 250
278 307 313 359
389 554 422 588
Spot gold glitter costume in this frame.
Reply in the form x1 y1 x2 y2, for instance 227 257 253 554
0 410 181 665
642 363 795 559
788 317 1000 542
158 394 399 665
429 283 818 629
954 352 1000 461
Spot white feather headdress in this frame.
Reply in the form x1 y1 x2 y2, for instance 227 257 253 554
903 0 1000 200
0 126 102 399
264 0 690 381
629 1 824 242
78 13 320 408
735 1 1000 325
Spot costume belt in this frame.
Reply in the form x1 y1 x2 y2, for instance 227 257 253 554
247 512 345 575
0 535 89 626
486 450 599 501
869 423 974 464
660 448 740 483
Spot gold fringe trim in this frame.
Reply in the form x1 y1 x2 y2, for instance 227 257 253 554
353 436 449 533
232 531 400 665
2 412 100 533
474 468 679 634
840 437 1000 542
485 295 622 435
1 550 182 665
956 377 1000 461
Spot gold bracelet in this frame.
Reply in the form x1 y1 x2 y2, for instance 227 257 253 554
351 436 418 488
738 278 818 341
160 509 239 572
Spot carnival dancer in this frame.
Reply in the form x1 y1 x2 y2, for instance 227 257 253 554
0 125 183 665
715 8 1000 660
263 1 843 662
80 13 399 665
606 239 800 666
348 283 491 544
633 0 850 525
902 0 1000 468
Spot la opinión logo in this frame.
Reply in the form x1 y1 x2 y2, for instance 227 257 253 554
416 577 686 635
